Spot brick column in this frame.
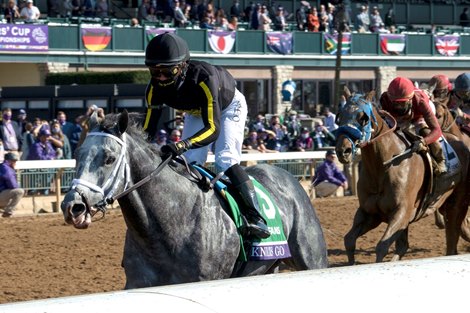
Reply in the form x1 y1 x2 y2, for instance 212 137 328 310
376 66 397 98
272 65 294 116
37 62 69 85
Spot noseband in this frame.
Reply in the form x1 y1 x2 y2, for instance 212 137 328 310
71 131 131 216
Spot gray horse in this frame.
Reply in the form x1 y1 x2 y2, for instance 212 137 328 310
61 110 328 289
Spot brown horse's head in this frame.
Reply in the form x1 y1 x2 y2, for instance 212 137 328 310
335 88 376 164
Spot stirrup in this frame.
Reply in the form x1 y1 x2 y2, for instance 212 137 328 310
245 216 270 239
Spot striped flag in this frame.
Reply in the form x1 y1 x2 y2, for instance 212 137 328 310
145 27 176 41
324 33 351 55
380 34 405 55
266 32 293 55
81 26 111 51
435 35 460 56
208 30 236 54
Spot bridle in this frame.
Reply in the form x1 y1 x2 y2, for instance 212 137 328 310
70 130 173 218
336 96 397 156
70 131 131 217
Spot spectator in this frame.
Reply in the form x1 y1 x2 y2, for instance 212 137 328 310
0 152 25 218
70 115 84 153
50 119 72 159
16 109 28 134
27 127 57 160
322 107 338 132
249 114 266 132
94 0 108 18
284 110 301 142
295 127 314 151
311 150 348 198
20 0 40 22
71 0 82 16
168 129 182 144
312 120 335 149
258 5 271 31
138 0 150 21
249 3 260 30
20 122 35 161
58 0 74 17
152 129 168 151
243 130 265 152
369 6 384 33
82 0 95 17
230 0 241 19
199 15 214 29
227 16 238 30
130 17 140 26
264 129 281 152
307 7 320 32
56 111 75 142
326 3 335 33
460 8 470 27
318 4 328 32
4 0 20 23
384 7 395 30
215 8 229 30
296 1 309 31
355 5 369 33
146 6 159 22
273 6 287 31
0 108 22 155
174 0 188 27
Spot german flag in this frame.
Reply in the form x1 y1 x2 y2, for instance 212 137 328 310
81 26 111 51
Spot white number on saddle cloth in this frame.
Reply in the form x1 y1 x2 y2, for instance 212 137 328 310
254 185 276 220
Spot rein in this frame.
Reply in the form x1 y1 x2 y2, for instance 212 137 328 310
358 109 397 148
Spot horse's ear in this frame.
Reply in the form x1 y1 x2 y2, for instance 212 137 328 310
365 90 376 102
343 86 352 99
89 111 100 130
118 109 129 135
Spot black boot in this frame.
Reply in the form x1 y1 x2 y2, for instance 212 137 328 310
225 164 271 239
236 180 271 239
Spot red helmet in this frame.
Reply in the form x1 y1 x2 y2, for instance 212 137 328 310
387 77 415 101
429 74 452 91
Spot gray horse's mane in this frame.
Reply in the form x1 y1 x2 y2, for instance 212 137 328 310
101 112 162 156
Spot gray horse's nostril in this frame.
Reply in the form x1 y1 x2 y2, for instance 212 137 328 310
71 203 87 218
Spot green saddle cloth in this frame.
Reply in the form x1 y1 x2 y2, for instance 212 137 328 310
192 165 291 262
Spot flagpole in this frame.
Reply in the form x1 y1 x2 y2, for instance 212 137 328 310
333 3 348 115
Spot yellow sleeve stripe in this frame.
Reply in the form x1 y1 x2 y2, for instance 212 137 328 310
190 82 216 144
143 84 154 130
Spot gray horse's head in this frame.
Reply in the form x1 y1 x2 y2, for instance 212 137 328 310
61 110 130 229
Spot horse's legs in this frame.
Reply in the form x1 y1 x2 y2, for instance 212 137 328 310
376 212 410 262
434 210 446 229
391 227 409 261
443 196 469 255
344 208 381 265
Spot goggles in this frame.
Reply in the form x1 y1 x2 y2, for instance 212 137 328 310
433 89 449 98
391 100 412 116
148 65 181 79
455 90 470 102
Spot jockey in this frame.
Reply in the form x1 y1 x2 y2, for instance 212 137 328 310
142 32 270 239
428 74 453 107
380 77 447 175
449 72 470 132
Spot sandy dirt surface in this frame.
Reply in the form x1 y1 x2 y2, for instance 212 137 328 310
1 195 469 304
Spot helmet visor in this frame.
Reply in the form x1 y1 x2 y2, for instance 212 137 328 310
455 90 470 102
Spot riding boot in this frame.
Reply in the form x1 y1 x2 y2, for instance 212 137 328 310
419 127 447 175
429 141 447 175
225 164 271 239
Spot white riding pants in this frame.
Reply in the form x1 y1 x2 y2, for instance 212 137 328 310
182 88 247 173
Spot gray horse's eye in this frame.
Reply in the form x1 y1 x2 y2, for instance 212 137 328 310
105 156 116 165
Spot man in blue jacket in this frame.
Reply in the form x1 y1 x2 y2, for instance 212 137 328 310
311 150 348 198
0 152 25 217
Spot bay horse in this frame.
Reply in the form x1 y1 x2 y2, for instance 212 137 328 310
61 110 328 289
335 91 469 264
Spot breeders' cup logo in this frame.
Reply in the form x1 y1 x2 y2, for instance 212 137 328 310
32 27 47 44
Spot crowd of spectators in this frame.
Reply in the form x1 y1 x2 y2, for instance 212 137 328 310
152 107 339 155
1 0 469 34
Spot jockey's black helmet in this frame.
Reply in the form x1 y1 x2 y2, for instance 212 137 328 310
145 33 190 67
454 73 470 92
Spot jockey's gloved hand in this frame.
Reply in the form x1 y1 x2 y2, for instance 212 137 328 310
161 140 191 158
411 139 427 153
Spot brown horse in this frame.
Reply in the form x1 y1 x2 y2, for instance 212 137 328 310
335 90 470 264
432 100 470 241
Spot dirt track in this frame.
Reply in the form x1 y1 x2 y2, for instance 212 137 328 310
1 195 469 304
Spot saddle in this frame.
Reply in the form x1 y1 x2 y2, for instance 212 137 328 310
172 158 291 263
397 130 461 221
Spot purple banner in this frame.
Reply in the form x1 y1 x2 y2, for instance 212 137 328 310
0 24 48 51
